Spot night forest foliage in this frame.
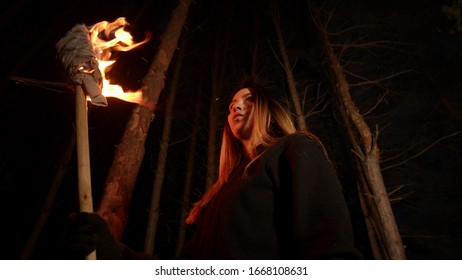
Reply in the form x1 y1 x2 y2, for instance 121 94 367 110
0 0 461 259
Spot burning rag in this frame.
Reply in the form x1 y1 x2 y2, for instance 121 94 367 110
56 24 107 107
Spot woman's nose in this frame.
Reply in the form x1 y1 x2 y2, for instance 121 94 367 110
233 102 243 111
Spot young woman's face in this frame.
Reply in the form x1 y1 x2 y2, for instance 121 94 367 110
227 88 256 142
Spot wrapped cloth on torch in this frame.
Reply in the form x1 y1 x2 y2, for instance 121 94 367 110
56 24 107 107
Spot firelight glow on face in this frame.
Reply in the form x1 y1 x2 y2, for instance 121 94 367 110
227 88 255 141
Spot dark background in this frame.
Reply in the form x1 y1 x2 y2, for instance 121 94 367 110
0 0 461 260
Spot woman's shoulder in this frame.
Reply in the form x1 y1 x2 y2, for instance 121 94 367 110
278 130 322 146
257 131 331 171
257 131 326 160
276 131 329 157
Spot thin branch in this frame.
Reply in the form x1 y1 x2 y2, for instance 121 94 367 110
347 69 416 87
304 87 330 118
362 90 390 116
328 24 384 36
351 148 365 161
331 40 412 48
10 76 68 93
268 40 284 69
387 184 408 197
382 131 461 171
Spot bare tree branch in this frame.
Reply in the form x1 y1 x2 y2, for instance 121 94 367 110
382 131 461 171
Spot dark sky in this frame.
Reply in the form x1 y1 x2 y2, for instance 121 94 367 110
1 0 461 260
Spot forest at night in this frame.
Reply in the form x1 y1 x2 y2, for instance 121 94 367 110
0 0 461 260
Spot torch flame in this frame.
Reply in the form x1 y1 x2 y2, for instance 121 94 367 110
88 17 150 105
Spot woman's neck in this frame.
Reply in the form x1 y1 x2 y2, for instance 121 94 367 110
241 139 254 158
241 134 264 159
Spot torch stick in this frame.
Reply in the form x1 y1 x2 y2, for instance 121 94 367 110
57 19 147 260
57 22 109 260
75 85 96 260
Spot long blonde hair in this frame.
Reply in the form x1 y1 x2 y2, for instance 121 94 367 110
185 78 297 224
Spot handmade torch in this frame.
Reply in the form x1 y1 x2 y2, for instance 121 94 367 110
56 18 149 260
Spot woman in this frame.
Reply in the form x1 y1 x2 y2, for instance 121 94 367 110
180 78 360 259
65 78 360 259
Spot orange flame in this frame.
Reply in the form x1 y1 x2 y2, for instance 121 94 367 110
88 17 150 105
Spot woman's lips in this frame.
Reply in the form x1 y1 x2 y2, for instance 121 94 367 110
233 113 244 121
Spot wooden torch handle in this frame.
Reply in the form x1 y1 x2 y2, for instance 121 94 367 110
75 85 96 260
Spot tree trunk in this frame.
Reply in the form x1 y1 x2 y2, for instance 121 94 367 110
205 86 219 191
271 1 307 131
143 35 186 254
20 131 75 259
340 106 387 259
205 36 228 190
97 0 193 240
309 1 406 259
175 87 202 258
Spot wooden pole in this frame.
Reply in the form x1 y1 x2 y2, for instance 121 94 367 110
75 85 96 260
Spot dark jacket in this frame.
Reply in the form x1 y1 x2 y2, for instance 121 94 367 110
181 132 361 259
